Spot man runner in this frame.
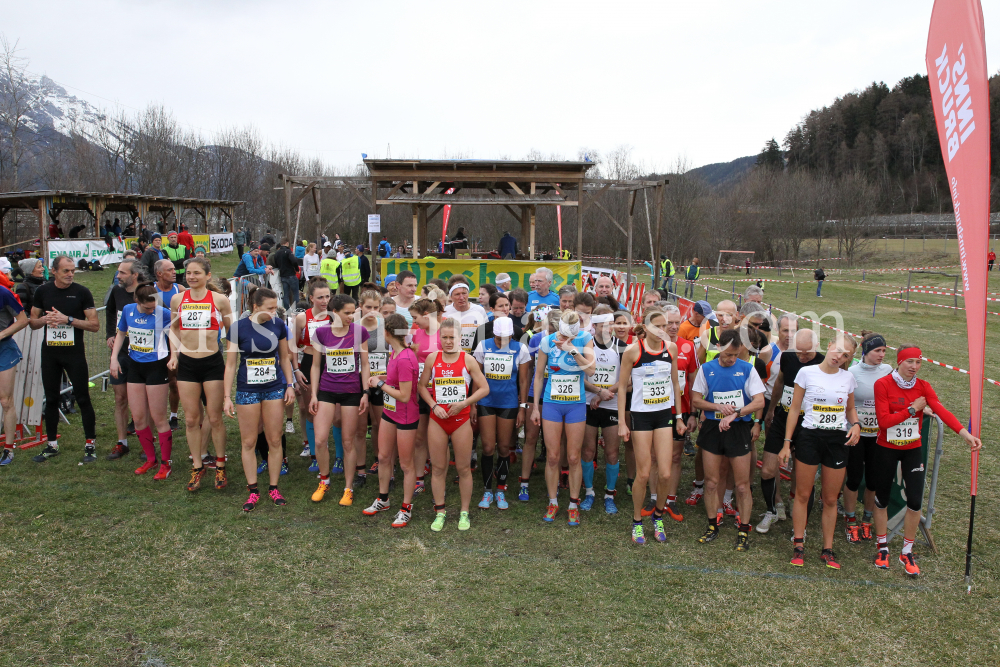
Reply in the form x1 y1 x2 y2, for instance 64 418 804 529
29 255 101 462
106 258 141 459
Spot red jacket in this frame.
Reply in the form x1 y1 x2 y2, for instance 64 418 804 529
177 231 195 252
675 337 698 414
873 375 963 450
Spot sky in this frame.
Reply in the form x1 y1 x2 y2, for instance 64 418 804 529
3 0 998 172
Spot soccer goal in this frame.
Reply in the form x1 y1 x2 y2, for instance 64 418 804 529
716 250 756 275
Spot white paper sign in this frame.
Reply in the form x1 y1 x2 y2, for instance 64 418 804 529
367 214 381 233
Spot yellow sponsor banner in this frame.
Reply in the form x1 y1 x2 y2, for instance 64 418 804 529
379 258 581 296
123 235 210 253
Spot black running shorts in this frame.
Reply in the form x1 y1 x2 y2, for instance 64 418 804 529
698 419 753 458
176 351 225 383
794 427 849 469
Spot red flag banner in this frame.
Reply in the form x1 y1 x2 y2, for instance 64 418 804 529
925 0 990 498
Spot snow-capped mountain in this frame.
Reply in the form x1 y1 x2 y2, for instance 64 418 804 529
16 74 106 143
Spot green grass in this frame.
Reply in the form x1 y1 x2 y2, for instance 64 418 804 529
2 252 1000 666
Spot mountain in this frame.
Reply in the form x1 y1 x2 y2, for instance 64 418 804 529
687 155 756 186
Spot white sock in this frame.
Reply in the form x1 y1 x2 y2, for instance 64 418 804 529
49 440 59 450
902 538 914 555
650 494 657 502
693 479 704 487
118 439 127 447
549 498 557 506
521 481 529 488
585 487 594 496
724 489 734 504
170 412 177 420
569 500 578 509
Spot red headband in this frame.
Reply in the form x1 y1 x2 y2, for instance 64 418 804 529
897 347 921 364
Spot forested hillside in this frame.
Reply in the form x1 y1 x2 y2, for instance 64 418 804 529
760 73 1000 213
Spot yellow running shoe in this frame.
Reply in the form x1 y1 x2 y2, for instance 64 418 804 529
311 481 330 502
431 511 447 532
339 488 354 506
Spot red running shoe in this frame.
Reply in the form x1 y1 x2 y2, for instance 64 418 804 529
821 549 841 570
685 484 704 506
898 552 920 577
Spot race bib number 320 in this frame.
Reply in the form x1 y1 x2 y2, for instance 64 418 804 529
713 389 744 420
857 407 878 435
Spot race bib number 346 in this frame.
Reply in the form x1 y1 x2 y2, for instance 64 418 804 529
46 324 73 346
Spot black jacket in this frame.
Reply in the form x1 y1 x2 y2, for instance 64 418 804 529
359 255 371 283
271 245 302 278
814 268 826 281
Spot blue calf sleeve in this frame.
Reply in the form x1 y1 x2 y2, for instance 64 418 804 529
605 462 620 492
582 460 595 490
305 420 315 456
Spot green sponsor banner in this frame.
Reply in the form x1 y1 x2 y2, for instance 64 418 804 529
380 258 581 296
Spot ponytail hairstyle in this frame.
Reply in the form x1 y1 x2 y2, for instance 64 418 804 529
383 313 410 344
439 317 460 335
306 277 331 300
573 292 596 310
250 287 277 312
544 309 562 334
634 306 665 339
359 289 383 308
185 256 211 275
409 296 443 317
134 281 158 304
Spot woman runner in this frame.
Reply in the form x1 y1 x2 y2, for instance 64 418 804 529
110 282 173 479
517 307 557 502
531 310 596 527
409 297 444 494
618 307 685 544
473 316 531 510
417 317 490 532
844 332 892 543
223 287 296 511
291 278 333 473
363 312 421 527
359 292 395 478
581 305 628 514
870 345 982 576
612 309 638 492
167 257 234 492
780 335 862 570
309 294 370 506
0 283 27 467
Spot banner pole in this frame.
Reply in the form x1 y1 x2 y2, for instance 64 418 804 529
964 492 977 591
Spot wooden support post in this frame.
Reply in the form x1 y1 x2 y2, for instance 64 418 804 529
412 181 420 259
312 186 322 253
577 181 584 262
529 181 536 260
283 176 293 243
38 197 46 274
626 190 635 292
652 184 663 289
370 176 378 282
520 206 529 257
419 206 428 259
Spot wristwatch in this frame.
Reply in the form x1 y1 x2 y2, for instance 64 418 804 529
377 380 386 389
907 406 916 417
520 403 529 409
67 316 74 325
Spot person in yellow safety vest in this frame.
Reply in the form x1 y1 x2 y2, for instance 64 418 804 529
320 248 341 292
683 257 701 299
660 255 675 294
162 230 191 285
559 248 571 260
340 246 362 299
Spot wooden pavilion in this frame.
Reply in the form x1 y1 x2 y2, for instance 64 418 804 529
279 159 669 287
0 190 241 258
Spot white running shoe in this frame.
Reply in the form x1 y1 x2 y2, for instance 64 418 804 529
775 502 787 521
391 509 411 528
285 419 295 434
362 498 390 516
299 444 310 458
755 511 778 534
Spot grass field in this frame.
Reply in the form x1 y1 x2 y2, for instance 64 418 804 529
2 251 1000 666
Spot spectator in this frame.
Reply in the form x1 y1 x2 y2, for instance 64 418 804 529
498 231 517 259
357 245 371 284
814 265 827 298
162 230 191 285
140 233 165 278
234 227 247 257
989 249 996 271
48 221 62 239
378 236 392 258
260 229 277 248
270 237 303 309
177 224 194 253
68 224 85 239
234 242 271 278
294 240 307 259
16 258 44 306
495 272 512 293
112 218 122 237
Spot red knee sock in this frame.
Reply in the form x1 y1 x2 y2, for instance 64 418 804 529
158 429 173 463
137 427 156 462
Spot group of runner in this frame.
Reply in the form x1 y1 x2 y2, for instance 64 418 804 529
1 255 982 576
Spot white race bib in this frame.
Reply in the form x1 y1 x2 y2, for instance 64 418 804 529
592 364 616 389
677 369 686 396
46 324 73 346
857 407 878 435
383 391 397 412
713 389 744 419
812 404 846 430
368 352 388 377
484 353 514 380
434 376 467 405
460 325 477 352
550 374 581 402
307 320 323 343
642 375 671 405
180 303 212 329
780 385 795 410
887 417 920 446
128 327 154 354
246 357 277 385
325 348 356 374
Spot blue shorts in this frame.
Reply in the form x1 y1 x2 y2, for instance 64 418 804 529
0 337 21 372
235 387 286 405
542 401 586 424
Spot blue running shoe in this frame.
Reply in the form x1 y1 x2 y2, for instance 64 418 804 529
308 459 319 473
604 496 618 514
256 460 268 474
331 457 344 474
579 493 595 511
280 461 289 476
632 523 645 545
0 448 13 466
478 491 494 509
495 490 509 510
653 517 667 542
518 486 529 502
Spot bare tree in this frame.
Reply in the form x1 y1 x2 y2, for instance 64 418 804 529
0 35 39 189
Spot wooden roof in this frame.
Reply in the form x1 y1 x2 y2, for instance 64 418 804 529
0 190 243 210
